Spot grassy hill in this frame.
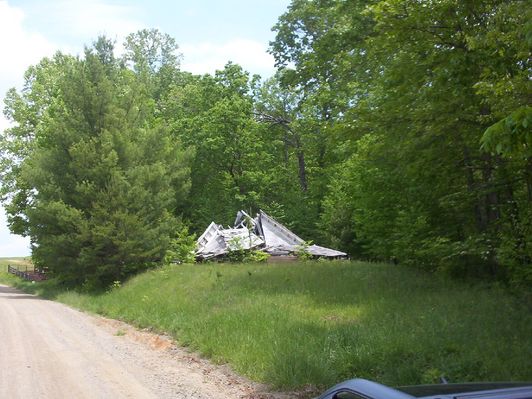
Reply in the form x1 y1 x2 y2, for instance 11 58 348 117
0 257 33 272
1 260 531 392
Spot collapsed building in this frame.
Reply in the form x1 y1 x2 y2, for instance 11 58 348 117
196 210 347 261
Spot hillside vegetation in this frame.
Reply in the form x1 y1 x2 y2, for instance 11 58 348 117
2 261 531 391
1 0 530 288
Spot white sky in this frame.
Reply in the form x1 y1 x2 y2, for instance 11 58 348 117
0 0 291 256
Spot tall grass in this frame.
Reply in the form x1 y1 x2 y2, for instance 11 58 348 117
2 261 531 391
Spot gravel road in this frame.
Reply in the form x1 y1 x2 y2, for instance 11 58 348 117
0 284 292 399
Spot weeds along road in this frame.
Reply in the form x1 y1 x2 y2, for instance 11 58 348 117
0 284 283 399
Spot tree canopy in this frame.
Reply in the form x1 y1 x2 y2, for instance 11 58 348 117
270 0 531 286
1 2 530 288
1 36 190 286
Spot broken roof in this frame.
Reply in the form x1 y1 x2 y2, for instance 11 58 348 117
196 210 347 260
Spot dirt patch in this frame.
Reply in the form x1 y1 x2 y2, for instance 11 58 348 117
93 316 308 398
95 318 174 351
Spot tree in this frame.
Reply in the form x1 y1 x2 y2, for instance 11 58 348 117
123 28 182 104
160 63 273 229
272 0 531 284
253 72 327 237
1 36 190 286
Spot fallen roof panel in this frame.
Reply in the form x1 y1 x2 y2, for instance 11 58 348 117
196 210 347 260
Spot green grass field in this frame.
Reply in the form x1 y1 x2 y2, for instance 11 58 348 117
1 260 531 392
0 257 33 272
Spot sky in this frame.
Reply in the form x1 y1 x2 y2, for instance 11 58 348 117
0 0 292 257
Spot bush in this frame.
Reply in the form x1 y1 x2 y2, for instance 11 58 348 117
164 225 197 264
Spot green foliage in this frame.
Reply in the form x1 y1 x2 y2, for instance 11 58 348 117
481 106 532 157
225 236 247 262
1 34 191 287
294 240 312 261
163 225 197 265
225 236 270 263
273 0 531 286
161 63 275 230
2 0 531 291
109 280 122 291
245 249 270 263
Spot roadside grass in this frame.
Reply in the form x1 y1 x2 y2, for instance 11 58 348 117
1 260 531 392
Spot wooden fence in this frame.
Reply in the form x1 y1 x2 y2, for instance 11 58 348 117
7 265 47 281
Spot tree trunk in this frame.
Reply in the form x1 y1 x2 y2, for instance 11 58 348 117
282 132 289 165
481 153 500 226
462 145 486 232
526 157 532 202
296 151 308 192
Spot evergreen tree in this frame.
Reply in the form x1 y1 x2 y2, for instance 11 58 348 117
1 37 190 286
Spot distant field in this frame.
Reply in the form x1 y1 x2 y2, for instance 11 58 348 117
0 257 33 272
1 261 531 393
